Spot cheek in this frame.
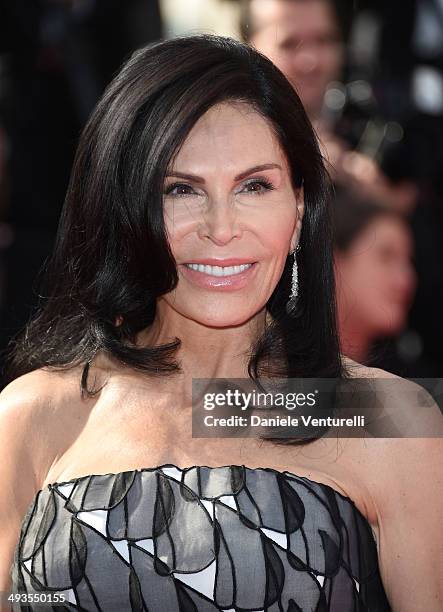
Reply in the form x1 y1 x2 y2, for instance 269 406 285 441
254 197 299 241
258 212 296 250
322 48 342 76
343 257 382 299
163 204 200 245
351 263 399 317
276 53 294 74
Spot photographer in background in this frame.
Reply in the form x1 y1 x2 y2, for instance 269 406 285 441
239 0 418 211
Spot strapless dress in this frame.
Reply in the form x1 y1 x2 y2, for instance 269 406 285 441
10 463 391 611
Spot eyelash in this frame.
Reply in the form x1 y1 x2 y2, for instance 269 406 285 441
242 178 275 194
163 178 275 197
164 183 195 197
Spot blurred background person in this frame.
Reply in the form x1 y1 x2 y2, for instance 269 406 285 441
347 0 443 377
240 0 345 124
238 0 419 210
239 0 443 375
333 190 422 374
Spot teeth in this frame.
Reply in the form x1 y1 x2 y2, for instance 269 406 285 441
184 263 253 276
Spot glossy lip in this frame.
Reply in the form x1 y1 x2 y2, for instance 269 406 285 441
179 260 259 291
182 258 257 266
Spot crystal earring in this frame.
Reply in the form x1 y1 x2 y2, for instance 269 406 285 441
286 244 301 315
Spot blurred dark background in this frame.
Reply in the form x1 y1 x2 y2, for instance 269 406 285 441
0 0 442 382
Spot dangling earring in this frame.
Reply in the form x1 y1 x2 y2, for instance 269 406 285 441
286 244 301 315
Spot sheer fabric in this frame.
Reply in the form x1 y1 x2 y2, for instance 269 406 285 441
10 464 391 611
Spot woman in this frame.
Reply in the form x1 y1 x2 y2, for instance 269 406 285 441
333 191 417 368
0 35 441 611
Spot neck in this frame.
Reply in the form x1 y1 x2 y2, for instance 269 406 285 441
337 315 372 364
137 303 269 380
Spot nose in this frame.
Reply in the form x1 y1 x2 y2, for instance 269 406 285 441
197 199 242 245
292 46 319 74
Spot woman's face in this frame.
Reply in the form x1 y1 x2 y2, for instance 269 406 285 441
160 101 304 327
335 215 416 338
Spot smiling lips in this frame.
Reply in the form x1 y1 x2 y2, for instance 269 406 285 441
180 258 258 289
184 262 253 277
183 258 256 276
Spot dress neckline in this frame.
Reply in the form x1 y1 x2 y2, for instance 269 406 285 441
42 462 365 516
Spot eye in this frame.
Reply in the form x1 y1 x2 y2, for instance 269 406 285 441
164 182 196 197
280 37 300 52
241 178 275 195
318 34 341 47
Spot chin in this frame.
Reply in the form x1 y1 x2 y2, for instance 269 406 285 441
188 310 258 328
377 318 406 337
197 317 254 329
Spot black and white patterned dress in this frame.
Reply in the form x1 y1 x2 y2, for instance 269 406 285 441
10 464 391 611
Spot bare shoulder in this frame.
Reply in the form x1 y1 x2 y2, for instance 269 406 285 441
342 355 442 435
0 365 83 420
341 355 398 379
0 366 86 486
1 366 75 405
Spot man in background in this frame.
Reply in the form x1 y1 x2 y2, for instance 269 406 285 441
239 0 396 202
240 0 345 124
240 0 443 376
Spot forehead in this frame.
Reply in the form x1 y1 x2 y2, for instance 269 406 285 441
250 0 339 40
171 102 288 170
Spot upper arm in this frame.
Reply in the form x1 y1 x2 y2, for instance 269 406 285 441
372 438 443 611
0 372 56 596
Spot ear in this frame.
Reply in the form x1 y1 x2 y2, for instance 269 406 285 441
289 185 305 253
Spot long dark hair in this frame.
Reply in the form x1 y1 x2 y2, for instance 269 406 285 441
4 35 345 426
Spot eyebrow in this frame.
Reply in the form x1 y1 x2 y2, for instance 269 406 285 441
165 163 282 183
